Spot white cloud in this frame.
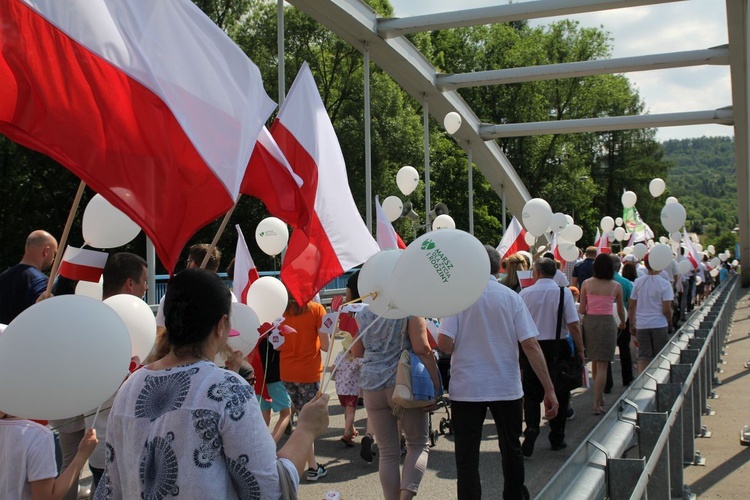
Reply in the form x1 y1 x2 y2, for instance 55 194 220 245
388 0 732 141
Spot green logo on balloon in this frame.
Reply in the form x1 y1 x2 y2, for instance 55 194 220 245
421 239 436 250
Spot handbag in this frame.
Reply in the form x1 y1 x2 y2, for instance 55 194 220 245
550 286 583 392
392 319 438 409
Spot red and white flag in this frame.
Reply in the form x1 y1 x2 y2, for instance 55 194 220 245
375 195 406 251
241 127 310 230
273 63 378 304
58 246 108 283
496 216 527 262
683 228 700 269
596 229 611 254
0 0 276 272
233 225 260 304
551 233 566 267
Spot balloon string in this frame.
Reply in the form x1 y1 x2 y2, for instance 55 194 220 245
48 405 114 431
320 310 388 395
89 401 105 430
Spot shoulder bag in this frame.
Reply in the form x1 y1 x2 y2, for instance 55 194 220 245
550 287 584 392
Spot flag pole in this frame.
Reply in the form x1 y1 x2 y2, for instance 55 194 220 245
201 202 237 269
44 180 87 297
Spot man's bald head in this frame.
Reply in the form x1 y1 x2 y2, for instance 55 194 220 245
22 230 58 271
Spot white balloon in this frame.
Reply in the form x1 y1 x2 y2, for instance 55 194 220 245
649 178 666 197
227 303 261 356
382 196 404 222
732 259 739 267
615 217 623 227
666 196 679 205
621 191 637 209
0 296 131 420
521 198 553 237
710 268 719 277
75 277 103 301
622 246 634 255
648 244 673 271
389 229 489 318
550 213 568 233
255 217 288 256
560 224 583 242
432 214 456 230
694 243 703 252
633 243 648 260
558 242 579 262
710 257 721 268
358 250 407 319
82 194 141 249
600 216 615 233
443 111 462 135
670 232 682 243
246 277 287 324
695 276 703 285
524 232 536 246
614 227 627 241
564 214 574 226
677 259 693 275
660 203 686 233
707 245 716 255
103 294 156 363
719 253 728 262
396 166 420 196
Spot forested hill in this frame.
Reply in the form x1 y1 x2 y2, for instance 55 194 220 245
661 136 736 241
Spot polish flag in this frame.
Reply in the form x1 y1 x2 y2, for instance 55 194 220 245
241 127 310 230
0 0 276 273
496 216 527 262
58 246 109 283
272 63 379 305
551 233 566 267
683 228 700 269
596 229 611 254
233 225 260 304
375 196 407 250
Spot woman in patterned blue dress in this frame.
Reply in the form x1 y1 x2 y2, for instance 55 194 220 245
94 268 329 500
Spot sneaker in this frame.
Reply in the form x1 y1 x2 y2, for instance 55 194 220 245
521 428 538 458
566 407 575 421
360 434 375 463
306 464 327 481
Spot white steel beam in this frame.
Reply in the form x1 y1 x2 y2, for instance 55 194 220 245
479 109 734 139
378 0 686 38
437 47 729 90
726 0 749 286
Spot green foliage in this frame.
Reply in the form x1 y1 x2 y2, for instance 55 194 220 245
662 137 736 247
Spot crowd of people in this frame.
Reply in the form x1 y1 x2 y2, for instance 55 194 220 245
0 228 736 500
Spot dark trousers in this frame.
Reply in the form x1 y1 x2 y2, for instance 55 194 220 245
520 339 570 447
451 398 529 500
606 322 634 391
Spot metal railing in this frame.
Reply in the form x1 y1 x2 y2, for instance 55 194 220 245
537 275 740 499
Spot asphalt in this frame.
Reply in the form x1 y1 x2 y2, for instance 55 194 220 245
75 290 750 499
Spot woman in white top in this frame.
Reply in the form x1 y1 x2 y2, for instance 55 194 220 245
95 268 329 500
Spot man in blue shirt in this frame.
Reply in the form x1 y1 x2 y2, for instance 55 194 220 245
0 230 58 324
571 246 597 288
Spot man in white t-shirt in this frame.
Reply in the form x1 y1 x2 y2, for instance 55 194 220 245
629 254 674 374
438 246 558 500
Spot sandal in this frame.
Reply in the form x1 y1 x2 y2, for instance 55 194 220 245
592 406 605 416
340 433 356 447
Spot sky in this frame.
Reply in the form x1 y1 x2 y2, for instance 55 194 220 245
388 0 731 142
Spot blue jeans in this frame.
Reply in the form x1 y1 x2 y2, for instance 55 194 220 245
451 398 529 499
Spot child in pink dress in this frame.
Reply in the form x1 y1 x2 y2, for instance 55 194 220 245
334 333 363 446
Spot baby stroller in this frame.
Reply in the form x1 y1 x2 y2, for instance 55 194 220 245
427 350 453 446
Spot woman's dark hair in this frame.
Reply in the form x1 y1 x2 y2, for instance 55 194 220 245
164 268 231 354
592 253 615 280
621 261 638 282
